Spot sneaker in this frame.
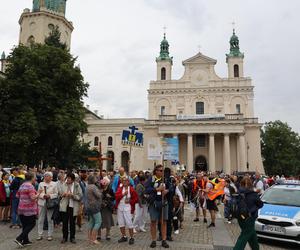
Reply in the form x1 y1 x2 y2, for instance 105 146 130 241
150 241 156 248
227 220 232 224
133 228 137 234
162 240 169 248
140 228 146 232
118 236 128 243
203 218 208 223
193 218 199 222
47 236 53 241
14 239 24 247
174 230 179 235
36 236 43 241
106 236 111 241
23 241 33 246
128 238 134 245
207 223 215 228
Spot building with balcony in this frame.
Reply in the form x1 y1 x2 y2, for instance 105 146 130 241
83 30 264 174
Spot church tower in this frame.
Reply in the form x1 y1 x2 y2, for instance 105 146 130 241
19 0 73 48
226 29 244 78
156 33 173 81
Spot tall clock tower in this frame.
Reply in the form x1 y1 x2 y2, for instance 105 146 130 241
19 0 73 48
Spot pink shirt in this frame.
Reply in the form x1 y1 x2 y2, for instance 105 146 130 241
16 182 38 216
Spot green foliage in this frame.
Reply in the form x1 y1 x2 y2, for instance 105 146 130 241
261 120 300 176
45 26 67 50
0 29 89 168
68 141 97 169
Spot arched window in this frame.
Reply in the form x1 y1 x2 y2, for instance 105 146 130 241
27 35 35 45
236 104 241 114
161 67 166 80
108 136 113 146
94 136 99 146
196 102 204 115
234 64 239 78
160 106 166 115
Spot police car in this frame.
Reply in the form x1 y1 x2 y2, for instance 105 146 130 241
255 180 300 245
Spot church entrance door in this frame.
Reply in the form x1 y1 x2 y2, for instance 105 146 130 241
195 155 207 172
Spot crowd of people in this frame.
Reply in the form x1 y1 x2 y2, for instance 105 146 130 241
0 164 299 249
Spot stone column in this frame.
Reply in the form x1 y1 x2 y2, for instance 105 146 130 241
239 133 247 171
187 134 193 172
224 134 231 174
209 133 216 173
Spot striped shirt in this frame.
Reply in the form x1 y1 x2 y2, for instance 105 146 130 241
16 182 38 216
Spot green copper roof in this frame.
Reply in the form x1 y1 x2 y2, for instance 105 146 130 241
1 51 5 60
156 33 173 63
33 0 67 15
226 29 244 59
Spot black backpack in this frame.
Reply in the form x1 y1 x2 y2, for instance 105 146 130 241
230 193 251 220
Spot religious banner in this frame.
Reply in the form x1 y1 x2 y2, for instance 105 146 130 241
121 125 143 147
161 137 179 161
147 138 163 160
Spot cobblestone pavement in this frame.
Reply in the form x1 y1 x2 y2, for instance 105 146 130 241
0 204 297 250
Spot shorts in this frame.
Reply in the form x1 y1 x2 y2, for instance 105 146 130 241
117 209 133 228
206 199 218 211
0 197 10 207
148 202 169 221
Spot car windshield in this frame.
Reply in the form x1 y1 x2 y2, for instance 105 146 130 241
262 187 300 207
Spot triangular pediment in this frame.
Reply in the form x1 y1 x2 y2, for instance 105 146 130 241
182 52 217 65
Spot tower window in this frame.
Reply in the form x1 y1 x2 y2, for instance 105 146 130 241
94 136 99 146
196 135 206 147
234 64 239 77
160 106 166 115
108 136 113 146
196 102 204 115
161 67 166 80
236 104 241 114
27 35 35 45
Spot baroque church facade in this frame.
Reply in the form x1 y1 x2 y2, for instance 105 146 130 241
0 0 264 174
85 32 264 174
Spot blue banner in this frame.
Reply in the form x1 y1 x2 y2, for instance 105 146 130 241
121 126 143 146
161 138 179 161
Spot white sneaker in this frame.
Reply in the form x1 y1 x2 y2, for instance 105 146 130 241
174 230 179 235
140 228 146 232
133 228 137 234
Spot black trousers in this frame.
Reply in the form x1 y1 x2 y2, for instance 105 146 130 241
61 206 77 240
17 215 36 243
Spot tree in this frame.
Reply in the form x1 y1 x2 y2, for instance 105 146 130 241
261 120 300 176
0 28 89 168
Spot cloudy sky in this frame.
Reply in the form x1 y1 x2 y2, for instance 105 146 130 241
1 0 300 132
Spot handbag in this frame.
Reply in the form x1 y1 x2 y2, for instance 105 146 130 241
46 197 60 209
44 185 59 209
